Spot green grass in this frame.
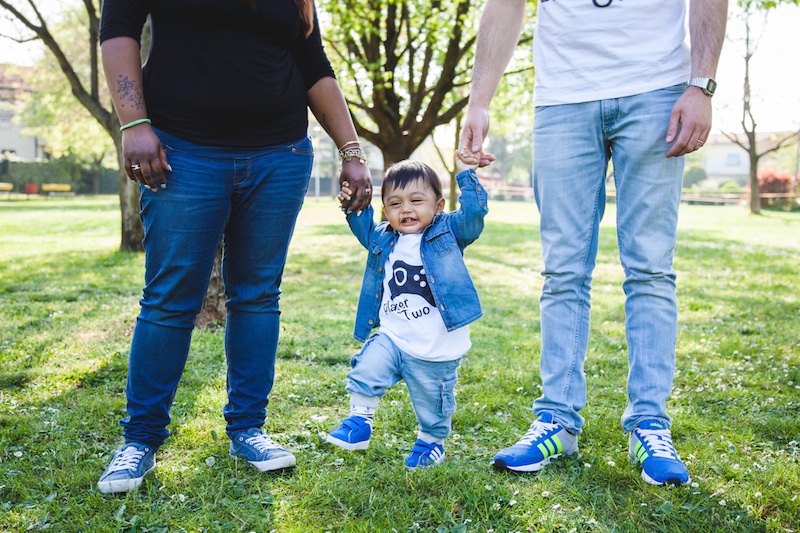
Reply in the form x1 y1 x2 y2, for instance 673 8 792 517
1 195 798 532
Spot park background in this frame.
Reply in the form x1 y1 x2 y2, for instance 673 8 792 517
1 0 799 531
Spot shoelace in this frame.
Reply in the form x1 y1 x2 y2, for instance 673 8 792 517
246 433 282 453
517 421 557 446
107 447 146 474
638 429 678 459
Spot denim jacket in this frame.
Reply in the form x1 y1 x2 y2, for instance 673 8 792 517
346 169 489 342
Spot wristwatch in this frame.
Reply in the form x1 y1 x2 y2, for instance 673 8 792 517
688 77 717 97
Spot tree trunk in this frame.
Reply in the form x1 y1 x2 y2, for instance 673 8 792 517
195 243 226 328
748 152 761 215
117 169 145 251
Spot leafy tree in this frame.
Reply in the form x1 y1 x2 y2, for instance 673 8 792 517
17 6 115 194
320 0 534 167
722 0 800 214
0 0 142 250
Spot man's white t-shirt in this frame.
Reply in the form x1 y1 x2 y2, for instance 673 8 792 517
379 233 470 361
533 0 691 106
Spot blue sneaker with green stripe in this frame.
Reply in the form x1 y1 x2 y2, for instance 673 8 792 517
492 412 578 472
629 419 690 486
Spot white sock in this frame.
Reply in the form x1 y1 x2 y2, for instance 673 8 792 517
350 393 378 420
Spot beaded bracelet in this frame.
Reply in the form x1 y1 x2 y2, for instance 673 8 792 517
119 118 152 131
338 146 368 165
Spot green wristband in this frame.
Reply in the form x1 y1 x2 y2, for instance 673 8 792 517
119 118 152 131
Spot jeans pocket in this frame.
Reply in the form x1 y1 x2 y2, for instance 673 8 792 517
438 375 458 418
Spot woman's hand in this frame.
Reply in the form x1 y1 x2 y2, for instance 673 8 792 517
339 158 373 214
123 125 171 192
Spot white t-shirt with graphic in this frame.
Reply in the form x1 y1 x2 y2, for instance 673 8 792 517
379 233 470 361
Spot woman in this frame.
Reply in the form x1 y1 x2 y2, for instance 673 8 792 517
97 0 372 494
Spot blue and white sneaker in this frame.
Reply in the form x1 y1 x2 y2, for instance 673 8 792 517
229 428 296 472
404 439 445 469
492 412 578 472
326 416 372 451
97 442 156 494
629 419 690 486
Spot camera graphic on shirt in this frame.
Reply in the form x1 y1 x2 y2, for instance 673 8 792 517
388 260 436 307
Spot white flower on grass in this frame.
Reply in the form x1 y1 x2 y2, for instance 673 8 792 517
541 491 551 498
205 456 216 467
13 451 22 458
607 460 616 467
753 492 762 498
310 414 328 423
509 500 518 507
719 500 727 506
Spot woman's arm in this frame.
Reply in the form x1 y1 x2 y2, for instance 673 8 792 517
307 77 373 213
101 36 169 191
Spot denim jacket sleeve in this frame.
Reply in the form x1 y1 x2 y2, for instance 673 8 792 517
345 206 393 342
447 169 489 248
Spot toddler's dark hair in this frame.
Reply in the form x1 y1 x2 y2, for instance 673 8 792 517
381 160 443 201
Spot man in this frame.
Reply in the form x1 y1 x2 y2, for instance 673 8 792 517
460 0 727 486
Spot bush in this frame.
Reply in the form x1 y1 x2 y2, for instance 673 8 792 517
744 168 799 211
0 158 118 195
683 164 707 188
719 181 743 193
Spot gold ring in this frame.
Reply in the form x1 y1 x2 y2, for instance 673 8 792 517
696 140 704 145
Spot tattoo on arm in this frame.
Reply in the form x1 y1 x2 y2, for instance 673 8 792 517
116 75 146 110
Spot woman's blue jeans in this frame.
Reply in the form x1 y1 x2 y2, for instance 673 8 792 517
531 85 686 434
121 129 313 449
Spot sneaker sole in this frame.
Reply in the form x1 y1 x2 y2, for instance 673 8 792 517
493 451 577 473
97 464 155 494
232 453 296 472
325 434 370 451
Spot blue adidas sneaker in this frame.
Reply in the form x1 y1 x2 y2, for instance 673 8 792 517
404 439 445 469
326 416 372 451
492 412 578 472
97 442 156 494
629 419 690 486
229 428 296 472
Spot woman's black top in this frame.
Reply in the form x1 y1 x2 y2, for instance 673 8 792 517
100 0 335 148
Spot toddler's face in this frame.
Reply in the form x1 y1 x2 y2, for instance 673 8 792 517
382 179 444 234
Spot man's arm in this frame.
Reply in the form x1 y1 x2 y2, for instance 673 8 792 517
459 0 527 157
665 0 728 157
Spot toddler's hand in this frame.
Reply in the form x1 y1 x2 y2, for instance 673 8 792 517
455 148 480 173
338 181 353 210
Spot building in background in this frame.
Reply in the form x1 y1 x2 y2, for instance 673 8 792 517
0 64 47 161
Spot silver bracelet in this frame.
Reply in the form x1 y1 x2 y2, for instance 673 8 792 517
337 146 368 165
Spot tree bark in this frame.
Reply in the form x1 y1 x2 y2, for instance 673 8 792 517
196 244 226 328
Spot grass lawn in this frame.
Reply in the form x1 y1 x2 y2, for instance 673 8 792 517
0 195 798 532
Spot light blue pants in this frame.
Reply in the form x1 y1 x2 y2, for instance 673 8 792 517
531 84 686 434
346 332 462 440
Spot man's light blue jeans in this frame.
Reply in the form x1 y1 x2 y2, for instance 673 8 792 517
122 129 313 449
531 84 686 434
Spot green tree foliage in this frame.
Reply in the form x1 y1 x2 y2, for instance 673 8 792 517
0 0 142 250
17 6 116 194
319 0 535 168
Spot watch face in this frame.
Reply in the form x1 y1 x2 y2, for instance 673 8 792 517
706 79 717 96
